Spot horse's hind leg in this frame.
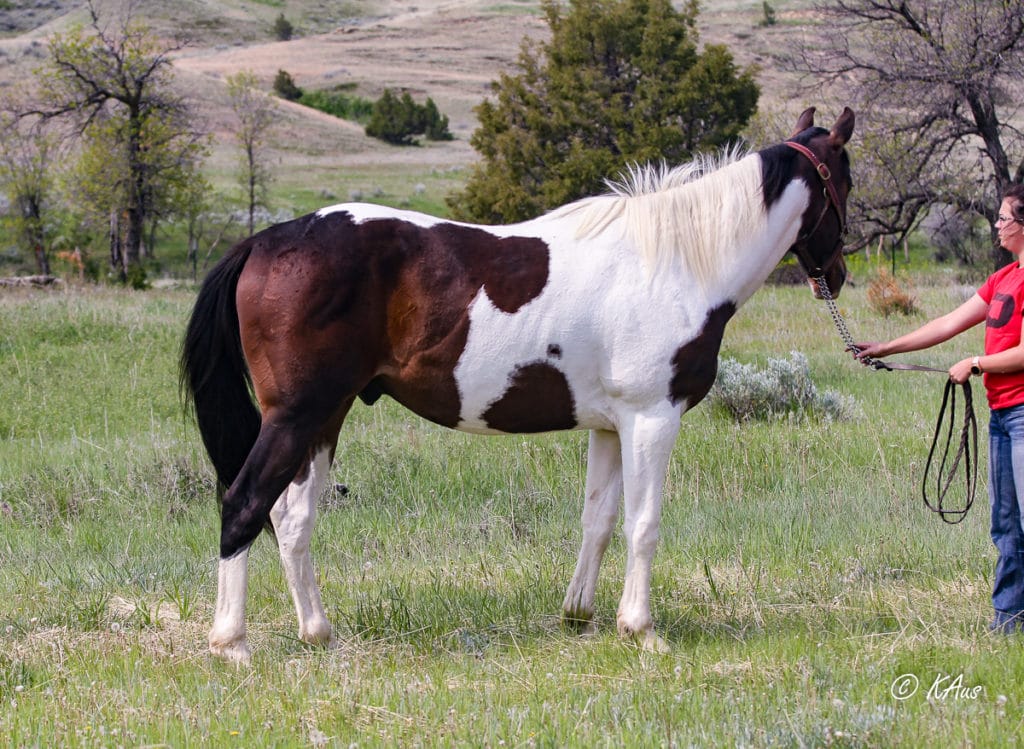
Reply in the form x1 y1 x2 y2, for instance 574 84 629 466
210 546 252 664
562 429 623 633
209 401 346 663
269 408 348 648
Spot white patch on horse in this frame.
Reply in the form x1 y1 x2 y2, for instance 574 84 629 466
316 202 446 228
563 428 623 630
209 550 251 664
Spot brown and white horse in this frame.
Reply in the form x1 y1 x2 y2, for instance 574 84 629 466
182 107 854 662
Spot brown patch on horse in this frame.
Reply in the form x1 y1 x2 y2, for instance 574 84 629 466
379 221 551 426
482 361 577 433
432 224 550 314
240 211 552 429
668 302 736 407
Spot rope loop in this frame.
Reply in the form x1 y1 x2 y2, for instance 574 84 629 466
922 378 978 524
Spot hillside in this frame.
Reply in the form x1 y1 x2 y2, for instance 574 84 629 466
0 0 823 213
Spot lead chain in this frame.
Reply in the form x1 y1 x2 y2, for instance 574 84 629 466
813 274 885 370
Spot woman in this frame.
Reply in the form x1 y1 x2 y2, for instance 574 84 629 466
856 184 1024 633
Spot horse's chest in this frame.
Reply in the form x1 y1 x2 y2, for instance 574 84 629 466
667 302 736 409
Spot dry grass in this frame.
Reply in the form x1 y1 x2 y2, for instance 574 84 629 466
867 268 920 317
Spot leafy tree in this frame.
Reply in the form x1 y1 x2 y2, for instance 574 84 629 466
0 110 60 276
447 0 759 223
226 71 278 235
794 0 1024 269
24 0 205 280
365 89 454 145
366 89 416 145
61 110 207 279
273 69 303 101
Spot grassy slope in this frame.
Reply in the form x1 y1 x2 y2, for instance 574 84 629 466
1 282 1021 746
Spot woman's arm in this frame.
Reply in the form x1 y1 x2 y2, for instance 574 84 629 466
856 294 988 360
950 338 1024 383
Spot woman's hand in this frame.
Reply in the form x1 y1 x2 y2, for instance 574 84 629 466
949 357 976 384
852 341 888 363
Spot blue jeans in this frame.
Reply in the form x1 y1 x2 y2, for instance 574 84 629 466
989 404 1024 616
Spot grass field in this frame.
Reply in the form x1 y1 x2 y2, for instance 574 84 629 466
2 277 1023 747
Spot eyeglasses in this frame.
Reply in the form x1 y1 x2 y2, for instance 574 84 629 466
997 215 1020 225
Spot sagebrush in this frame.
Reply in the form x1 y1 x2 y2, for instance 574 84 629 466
710 350 860 422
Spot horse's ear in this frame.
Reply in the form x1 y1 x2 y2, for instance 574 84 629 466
790 107 816 137
828 107 855 149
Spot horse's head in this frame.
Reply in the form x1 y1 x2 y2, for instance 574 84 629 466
785 106 855 299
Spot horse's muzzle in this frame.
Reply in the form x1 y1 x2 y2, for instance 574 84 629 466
808 257 847 300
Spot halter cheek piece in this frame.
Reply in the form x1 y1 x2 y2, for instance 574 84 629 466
784 140 847 278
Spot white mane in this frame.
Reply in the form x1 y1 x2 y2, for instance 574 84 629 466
546 145 768 287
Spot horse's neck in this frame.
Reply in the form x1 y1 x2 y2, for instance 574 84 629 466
702 177 810 307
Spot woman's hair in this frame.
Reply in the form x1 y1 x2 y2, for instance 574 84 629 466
1004 184 1024 223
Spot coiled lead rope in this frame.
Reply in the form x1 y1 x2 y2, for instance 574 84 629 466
814 276 977 523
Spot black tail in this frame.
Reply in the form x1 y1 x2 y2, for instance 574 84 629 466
180 241 261 494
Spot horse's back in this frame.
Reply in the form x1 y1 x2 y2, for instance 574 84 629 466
233 206 573 428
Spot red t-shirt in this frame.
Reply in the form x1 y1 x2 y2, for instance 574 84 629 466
978 263 1024 409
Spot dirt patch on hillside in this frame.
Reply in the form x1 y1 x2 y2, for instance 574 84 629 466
172 6 548 175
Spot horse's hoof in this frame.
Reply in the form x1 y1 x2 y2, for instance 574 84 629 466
209 638 252 665
562 609 598 637
301 634 338 652
561 610 598 635
299 620 334 647
617 616 670 653
640 630 671 654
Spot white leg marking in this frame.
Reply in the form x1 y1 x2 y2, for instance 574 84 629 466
209 549 252 664
269 448 334 647
563 429 623 633
616 407 680 653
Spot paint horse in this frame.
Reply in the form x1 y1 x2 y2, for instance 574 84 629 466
182 106 854 662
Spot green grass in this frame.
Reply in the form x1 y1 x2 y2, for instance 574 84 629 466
1 280 1022 745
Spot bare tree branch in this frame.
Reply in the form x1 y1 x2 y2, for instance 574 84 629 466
790 0 1024 268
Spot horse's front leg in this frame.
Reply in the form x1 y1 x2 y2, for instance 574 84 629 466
616 406 680 653
269 447 335 648
562 429 623 634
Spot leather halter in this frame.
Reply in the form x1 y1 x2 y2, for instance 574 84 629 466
784 140 847 277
